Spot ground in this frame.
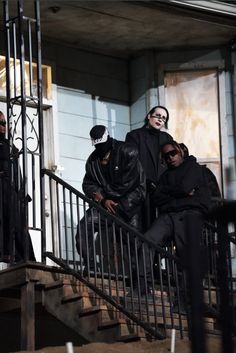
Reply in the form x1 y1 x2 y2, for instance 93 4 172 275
11 336 233 353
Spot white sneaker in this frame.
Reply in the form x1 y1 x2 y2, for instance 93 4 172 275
0 262 9 270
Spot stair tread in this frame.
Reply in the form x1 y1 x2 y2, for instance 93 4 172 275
44 280 64 290
61 292 84 303
98 318 124 329
117 333 141 342
79 304 107 317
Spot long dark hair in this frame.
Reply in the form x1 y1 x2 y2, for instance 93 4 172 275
144 105 169 129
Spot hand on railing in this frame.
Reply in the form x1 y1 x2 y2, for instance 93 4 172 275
93 191 103 203
101 199 118 214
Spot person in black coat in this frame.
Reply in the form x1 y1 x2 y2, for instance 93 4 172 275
76 125 146 273
125 105 173 229
0 111 35 264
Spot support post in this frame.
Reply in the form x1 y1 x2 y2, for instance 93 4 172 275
21 281 35 351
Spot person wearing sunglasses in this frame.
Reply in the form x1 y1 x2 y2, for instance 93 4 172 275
125 105 173 229
137 141 212 303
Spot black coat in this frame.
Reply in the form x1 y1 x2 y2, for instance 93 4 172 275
152 156 211 214
83 139 146 220
125 126 173 185
0 138 35 261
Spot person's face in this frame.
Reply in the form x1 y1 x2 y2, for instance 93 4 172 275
0 113 6 136
147 107 167 130
162 144 184 168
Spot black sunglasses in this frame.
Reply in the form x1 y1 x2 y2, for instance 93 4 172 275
163 149 178 160
0 121 6 126
150 114 167 122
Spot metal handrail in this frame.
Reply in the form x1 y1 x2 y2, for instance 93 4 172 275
43 168 188 339
42 168 182 263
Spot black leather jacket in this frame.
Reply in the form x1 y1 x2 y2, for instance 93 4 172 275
83 139 146 220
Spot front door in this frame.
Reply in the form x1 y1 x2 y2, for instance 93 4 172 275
163 69 222 195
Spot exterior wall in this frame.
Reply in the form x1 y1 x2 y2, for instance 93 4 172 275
42 41 130 191
129 51 158 130
56 87 130 191
42 41 129 103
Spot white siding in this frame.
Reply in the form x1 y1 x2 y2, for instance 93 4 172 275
57 87 130 192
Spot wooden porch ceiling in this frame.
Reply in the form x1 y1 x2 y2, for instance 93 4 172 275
0 1 236 58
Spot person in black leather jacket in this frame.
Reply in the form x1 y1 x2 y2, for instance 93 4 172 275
125 106 173 229
76 125 146 273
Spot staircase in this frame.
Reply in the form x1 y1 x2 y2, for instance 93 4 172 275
0 257 230 353
40 268 223 342
42 276 143 343
41 258 223 341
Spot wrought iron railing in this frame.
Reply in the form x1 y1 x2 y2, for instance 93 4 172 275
42 168 236 342
1 0 44 264
0 157 235 344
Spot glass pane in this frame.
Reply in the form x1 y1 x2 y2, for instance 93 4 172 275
0 55 51 100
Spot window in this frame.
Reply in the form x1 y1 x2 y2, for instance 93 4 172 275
0 55 52 101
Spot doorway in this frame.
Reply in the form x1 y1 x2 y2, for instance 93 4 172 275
164 69 222 195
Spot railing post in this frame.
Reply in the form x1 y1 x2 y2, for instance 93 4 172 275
209 201 236 353
217 220 234 353
35 0 46 263
185 211 206 353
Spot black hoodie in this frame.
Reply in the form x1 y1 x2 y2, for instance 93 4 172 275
152 155 211 214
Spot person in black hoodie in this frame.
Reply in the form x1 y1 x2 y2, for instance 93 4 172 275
125 106 173 229
138 141 211 296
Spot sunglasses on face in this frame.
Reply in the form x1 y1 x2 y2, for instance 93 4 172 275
163 149 178 160
150 114 167 122
0 121 6 126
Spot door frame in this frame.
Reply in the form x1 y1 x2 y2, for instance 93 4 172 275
156 59 228 198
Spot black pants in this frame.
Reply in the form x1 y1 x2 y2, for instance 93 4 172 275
0 176 35 262
75 207 142 273
143 192 158 231
139 210 205 281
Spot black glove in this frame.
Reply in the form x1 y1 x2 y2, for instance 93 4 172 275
146 179 157 193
